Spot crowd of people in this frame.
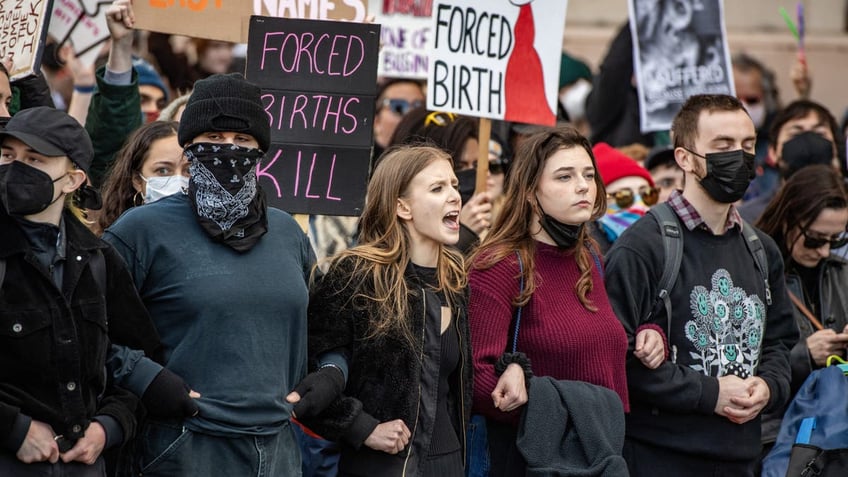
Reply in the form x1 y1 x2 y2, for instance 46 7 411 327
1 1 847 476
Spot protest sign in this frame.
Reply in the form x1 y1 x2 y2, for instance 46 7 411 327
629 0 734 132
134 0 367 43
427 0 566 127
1 0 54 81
246 15 379 216
369 0 430 79
48 0 110 67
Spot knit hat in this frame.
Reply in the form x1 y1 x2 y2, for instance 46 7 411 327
593 142 654 187
559 53 592 90
178 73 270 152
133 57 169 102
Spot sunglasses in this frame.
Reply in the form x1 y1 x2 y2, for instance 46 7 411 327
380 98 423 116
800 227 848 250
607 186 660 209
489 159 506 175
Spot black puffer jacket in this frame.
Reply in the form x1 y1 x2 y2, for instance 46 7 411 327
304 256 473 476
0 208 161 453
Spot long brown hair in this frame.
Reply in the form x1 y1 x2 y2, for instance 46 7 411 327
322 145 467 344
97 121 179 234
756 164 848 262
468 125 606 310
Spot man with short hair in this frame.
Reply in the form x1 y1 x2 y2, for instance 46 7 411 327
605 94 797 476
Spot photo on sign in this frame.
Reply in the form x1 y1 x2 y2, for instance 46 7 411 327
1 0 54 80
629 0 734 133
427 0 567 127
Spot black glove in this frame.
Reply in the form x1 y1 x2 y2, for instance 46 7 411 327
142 368 199 418
291 366 345 419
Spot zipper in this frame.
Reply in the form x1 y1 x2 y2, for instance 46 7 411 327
401 289 427 476
455 303 467 465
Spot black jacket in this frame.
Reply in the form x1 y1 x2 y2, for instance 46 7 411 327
304 257 473 476
0 208 161 453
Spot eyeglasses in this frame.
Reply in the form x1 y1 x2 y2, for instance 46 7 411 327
800 227 848 250
424 111 458 127
380 98 423 116
489 159 507 175
607 186 660 209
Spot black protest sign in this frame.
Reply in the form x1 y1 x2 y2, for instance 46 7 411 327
246 15 380 216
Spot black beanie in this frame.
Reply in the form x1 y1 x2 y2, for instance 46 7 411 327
178 73 270 152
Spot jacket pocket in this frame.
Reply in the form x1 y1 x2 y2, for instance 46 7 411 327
76 301 109 372
0 309 52 374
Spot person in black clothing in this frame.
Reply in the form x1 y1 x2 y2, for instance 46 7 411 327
298 145 472 476
605 94 797 477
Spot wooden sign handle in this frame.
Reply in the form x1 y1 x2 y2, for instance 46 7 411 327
475 118 492 194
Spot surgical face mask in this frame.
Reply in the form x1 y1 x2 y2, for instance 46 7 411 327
0 160 66 216
687 148 756 203
780 131 834 179
559 79 592 122
742 100 766 129
141 174 188 204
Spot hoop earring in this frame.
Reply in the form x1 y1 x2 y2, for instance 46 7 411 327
133 191 144 206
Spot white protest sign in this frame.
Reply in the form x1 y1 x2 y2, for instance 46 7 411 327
427 0 566 126
629 0 735 132
48 0 110 67
1 0 54 80
369 0 430 79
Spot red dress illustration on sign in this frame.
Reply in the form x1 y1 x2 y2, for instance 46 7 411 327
505 1 556 126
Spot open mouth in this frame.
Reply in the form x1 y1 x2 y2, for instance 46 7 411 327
443 211 460 230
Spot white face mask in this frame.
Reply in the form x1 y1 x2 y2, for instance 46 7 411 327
142 175 188 204
742 100 766 129
559 79 592 122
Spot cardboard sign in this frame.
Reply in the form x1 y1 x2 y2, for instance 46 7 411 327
1 0 54 81
426 0 566 127
629 0 734 132
48 0 110 67
246 15 379 216
369 0 430 79
134 0 367 44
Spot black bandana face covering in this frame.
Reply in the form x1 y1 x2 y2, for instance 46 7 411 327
0 161 66 216
687 149 755 204
537 202 583 249
185 142 268 252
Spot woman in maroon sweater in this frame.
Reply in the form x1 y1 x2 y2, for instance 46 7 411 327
467 126 663 476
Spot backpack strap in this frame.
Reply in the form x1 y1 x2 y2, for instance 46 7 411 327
647 203 684 335
0 258 5 295
740 220 772 305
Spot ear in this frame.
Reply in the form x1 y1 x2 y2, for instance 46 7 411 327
396 198 412 221
63 169 88 194
132 174 145 194
674 147 696 173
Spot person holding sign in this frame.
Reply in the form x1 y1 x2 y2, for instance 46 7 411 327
103 73 315 477
468 126 642 476
300 145 472 476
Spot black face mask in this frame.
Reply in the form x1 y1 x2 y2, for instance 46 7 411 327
780 131 834 179
455 168 476 205
185 142 268 252
0 161 66 216
537 203 583 249
688 149 755 204
0 116 10 129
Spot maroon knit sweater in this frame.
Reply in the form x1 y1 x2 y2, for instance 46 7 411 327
469 241 630 424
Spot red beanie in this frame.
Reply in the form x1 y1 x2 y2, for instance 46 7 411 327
592 142 654 187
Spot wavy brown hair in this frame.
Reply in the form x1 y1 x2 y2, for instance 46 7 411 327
322 145 467 344
468 125 606 310
756 164 848 262
96 121 179 234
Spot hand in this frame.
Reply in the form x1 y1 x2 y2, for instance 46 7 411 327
364 419 410 454
286 366 345 419
60 422 105 465
634 328 665 369
16 420 59 464
459 192 493 235
106 0 135 43
806 329 848 366
142 368 201 418
714 374 749 418
59 43 96 88
726 377 771 424
491 363 527 412
790 55 811 99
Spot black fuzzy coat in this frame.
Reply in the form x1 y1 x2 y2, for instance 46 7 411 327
303 256 473 476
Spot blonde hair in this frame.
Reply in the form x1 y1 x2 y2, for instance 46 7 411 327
319 145 466 345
